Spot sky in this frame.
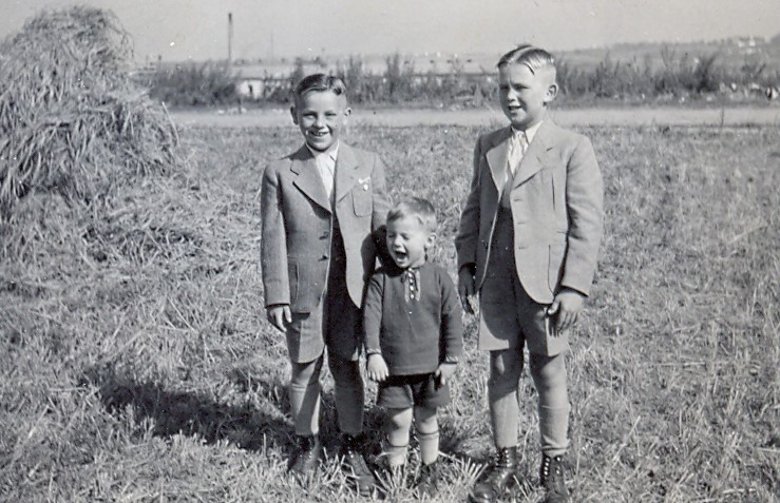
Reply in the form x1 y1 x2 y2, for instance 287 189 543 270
2 0 780 62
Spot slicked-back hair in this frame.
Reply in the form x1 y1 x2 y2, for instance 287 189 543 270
497 45 556 76
387 197 437 234
292 73 347 103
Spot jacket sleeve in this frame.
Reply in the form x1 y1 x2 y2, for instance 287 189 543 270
260 163 290 307
362 273 384 354
455 136 483 271
561 135 604 296
371 153 391 232
371 153 392 267
439 270 464 361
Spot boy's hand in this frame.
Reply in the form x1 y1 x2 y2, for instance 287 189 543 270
366 354 389 382
435 362 457 387
266 305 291 333
458 266 476 314
547 288 585 333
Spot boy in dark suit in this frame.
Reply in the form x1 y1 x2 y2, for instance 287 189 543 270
363 198 463 497
457 46 604 503
260 74 390 494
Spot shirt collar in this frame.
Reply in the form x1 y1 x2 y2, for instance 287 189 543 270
511 120 542 145
306 141 339 162
398 261 427 275
401 265 420 276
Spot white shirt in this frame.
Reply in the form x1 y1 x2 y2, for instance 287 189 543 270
307 142 339 200
507 121 542 176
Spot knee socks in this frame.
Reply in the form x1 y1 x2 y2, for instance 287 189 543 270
289 357 323 436
417 430 440 465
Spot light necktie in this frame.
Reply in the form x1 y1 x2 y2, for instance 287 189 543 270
501 131 528 206
506 130 528 177
317 154 335 200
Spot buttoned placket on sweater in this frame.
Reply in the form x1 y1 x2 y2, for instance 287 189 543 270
362 263 464 371
401 267 421 303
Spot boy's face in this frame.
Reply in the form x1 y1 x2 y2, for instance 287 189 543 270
386 215 435 269
290 90 351 152
498 62 557 130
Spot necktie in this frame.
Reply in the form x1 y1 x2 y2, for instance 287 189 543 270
317 155 335 200
506 130 528 177
501 131 528 206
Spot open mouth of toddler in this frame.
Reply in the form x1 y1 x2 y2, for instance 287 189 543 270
392 249 408 261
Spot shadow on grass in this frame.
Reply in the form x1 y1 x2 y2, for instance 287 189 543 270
228 365 392 457
225 364 352 454
84 365 293 453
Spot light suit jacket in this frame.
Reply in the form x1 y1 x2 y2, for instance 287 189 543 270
261 143 390 312
455 120 603 304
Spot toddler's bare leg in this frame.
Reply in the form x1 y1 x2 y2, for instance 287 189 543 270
414 405 439 465
385 407 413 467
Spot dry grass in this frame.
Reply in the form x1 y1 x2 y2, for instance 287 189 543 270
0 121 778 502
0 6 179 222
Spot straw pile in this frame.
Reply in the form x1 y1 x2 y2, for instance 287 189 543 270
0 6 179 220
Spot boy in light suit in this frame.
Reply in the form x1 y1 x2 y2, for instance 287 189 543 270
456 46 603 503
260 74 390 495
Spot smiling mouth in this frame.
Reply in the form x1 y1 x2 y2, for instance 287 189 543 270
309 130 329 138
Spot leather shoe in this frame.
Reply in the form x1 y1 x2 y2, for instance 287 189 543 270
540 454 569 503
468 446 519 503
288 434 322 475
341 434 376 495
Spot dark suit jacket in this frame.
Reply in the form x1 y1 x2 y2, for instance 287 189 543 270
455 120 604 304
261 143 390 312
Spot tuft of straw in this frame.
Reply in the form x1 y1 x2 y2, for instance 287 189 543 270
0 6 180 220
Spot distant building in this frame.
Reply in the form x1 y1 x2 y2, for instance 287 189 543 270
732 36 766 49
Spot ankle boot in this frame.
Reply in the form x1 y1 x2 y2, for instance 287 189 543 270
288 434 322 475
340 433 376 496
468 446 519 503
540 454 569 503
415 461 441 497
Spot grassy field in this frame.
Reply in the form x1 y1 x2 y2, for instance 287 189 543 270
1 122 778 502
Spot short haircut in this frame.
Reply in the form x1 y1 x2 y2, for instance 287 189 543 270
387 197 437 234
293 73 347 103
497 45 556 77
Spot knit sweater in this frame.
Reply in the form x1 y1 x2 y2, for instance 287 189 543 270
363 262 463 375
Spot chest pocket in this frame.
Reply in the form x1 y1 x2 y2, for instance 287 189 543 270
352 184 372 216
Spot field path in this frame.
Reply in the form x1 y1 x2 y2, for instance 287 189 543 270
172 106 780 128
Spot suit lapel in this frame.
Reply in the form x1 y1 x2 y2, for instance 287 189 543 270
290 145 332 213
485 127 513 191
513 120 556 188
334 143 358 203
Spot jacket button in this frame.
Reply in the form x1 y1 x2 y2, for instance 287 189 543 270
321 254 328 260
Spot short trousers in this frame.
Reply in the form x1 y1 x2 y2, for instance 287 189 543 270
377 372 450 409
477 208 569 356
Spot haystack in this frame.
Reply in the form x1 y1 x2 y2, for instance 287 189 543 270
0 6 179 220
